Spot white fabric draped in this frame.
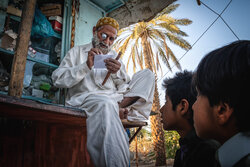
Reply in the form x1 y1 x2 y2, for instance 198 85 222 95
52 43 155 166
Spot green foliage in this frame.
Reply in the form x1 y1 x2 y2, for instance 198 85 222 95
164 130 180 159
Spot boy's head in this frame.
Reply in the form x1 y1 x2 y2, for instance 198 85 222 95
192 40 250 143
160 70 197 131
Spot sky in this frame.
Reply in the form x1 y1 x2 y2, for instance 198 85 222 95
143 0 250 106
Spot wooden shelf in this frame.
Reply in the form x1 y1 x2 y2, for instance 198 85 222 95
0 47 14 55
0 47 58 68
9 14 21 22
27 56 58 68
0 91 52 103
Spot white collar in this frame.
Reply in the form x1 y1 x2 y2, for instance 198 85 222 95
218 132 250 167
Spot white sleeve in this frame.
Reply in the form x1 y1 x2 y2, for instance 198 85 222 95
111 61 130 88
51 47 91 88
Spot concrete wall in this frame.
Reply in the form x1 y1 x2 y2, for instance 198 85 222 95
74 0 104 46
74 0 176 45
107 0 176 29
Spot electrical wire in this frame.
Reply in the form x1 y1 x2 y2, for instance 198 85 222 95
157 0 236 98
201 0 239 40
156 0 235 85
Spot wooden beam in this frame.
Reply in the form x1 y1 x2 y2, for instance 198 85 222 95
8 0 37 97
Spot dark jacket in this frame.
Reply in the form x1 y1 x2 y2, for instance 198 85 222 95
234 154 250 167
173 130 220 167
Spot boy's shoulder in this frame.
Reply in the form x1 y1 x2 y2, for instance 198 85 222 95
174 132 219 167
193 138 220 156
200 139 221 150
184 130 220 151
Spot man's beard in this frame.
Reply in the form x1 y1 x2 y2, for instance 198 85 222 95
92 33 112 54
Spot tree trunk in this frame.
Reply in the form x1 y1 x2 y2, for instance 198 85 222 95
142 36 166 166
150 84 166 166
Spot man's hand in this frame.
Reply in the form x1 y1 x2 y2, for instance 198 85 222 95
87 48 103 69
104 58 121 73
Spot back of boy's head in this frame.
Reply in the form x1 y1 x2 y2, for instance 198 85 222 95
193 40 250 132
162 70 197 125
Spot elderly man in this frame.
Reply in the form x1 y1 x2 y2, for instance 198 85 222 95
52 17 155 166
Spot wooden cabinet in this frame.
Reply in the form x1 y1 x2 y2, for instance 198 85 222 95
0 94 93 167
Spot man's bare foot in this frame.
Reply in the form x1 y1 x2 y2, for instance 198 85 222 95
119 108 128 119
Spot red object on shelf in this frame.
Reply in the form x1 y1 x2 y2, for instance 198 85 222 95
49 16 62 32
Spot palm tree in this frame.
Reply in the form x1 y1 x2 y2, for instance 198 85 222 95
113 3 192 166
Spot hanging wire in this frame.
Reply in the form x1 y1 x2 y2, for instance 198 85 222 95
156 0 235 85
201 0 240 40
157 0 235 98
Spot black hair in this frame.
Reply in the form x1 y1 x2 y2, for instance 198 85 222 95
193 40 250 132
162 70 197 126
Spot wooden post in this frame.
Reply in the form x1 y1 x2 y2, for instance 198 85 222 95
8 0 37 97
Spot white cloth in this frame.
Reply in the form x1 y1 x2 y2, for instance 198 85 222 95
52 43 155 166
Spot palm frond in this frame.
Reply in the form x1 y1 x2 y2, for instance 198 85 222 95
140 45 144 69
158 49 172 72
126 49 133 72
154 15 175 24
118 36 133 58
114 2 191 76
174 18 192 25
158 23 187 36
118 26 131 35
155 3 180 18
146 38 157 75
155 51 163 76
166 32 191 50
149 30 170 60
132 22 147 39
134 40 143 69
153 40 168 60
166 45 182 70
131 45 138 73
177 30 188 37
149 29 165 41
113 34 131 50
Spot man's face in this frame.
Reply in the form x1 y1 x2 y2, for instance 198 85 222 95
92 25 117 54
160 96 179 130
192 92 217 139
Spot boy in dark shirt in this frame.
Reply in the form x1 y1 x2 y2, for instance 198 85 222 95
192 40 250 167
160 70 219 167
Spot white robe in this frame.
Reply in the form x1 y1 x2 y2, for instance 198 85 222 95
52 43 155 167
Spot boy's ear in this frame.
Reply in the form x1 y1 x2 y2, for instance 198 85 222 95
215 102 234 125
178 99 189 116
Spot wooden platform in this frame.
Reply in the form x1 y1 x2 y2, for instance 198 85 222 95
0 94 148 166
0 94 93 167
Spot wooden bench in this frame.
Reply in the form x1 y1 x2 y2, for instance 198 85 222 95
122 119 147 144
0 94 147 166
